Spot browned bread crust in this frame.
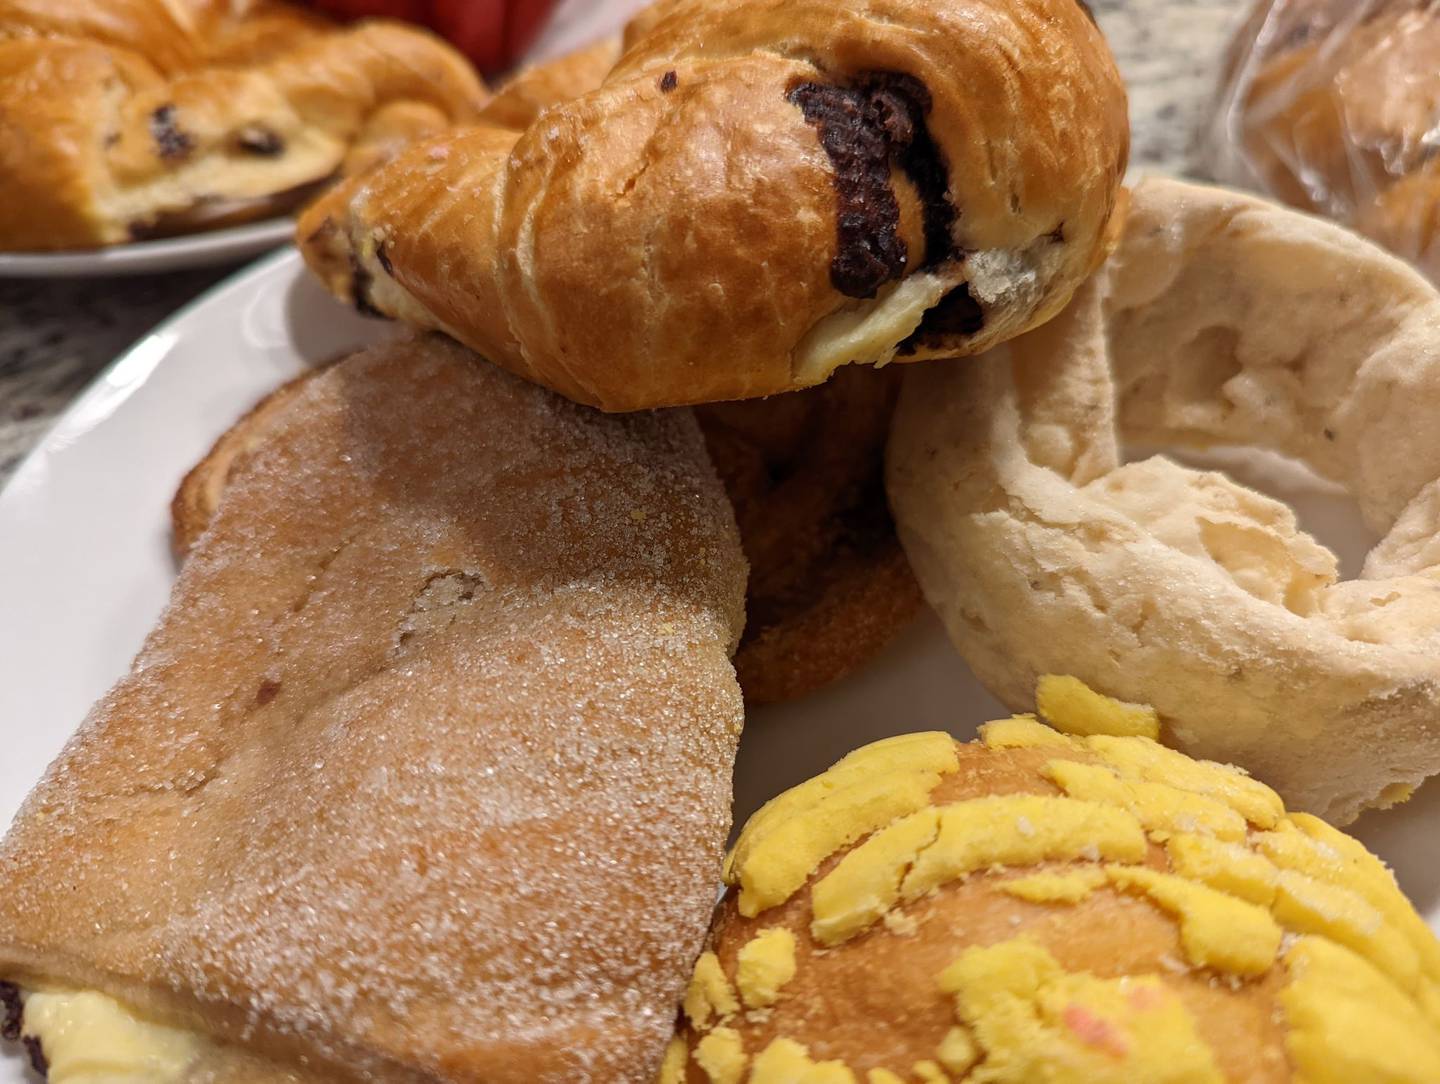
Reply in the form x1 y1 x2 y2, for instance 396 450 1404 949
298 0 1128 411
2 333 746 1081
170 364 327 559
698 365 921 703
0 0 486 250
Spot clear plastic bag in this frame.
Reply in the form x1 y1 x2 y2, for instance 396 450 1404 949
1204 0 1440 281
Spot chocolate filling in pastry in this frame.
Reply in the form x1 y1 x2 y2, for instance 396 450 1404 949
349 251 384 317
21 1035 45 1077
788 72 958 299
0 982 19 1043
897 281 985 353
150 104 195 160
236 126 286 157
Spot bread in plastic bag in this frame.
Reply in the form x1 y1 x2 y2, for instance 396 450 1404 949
1205 0 1440 281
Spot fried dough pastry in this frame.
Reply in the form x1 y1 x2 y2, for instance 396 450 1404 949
0 334 747 1082
298 0 1128 410
888 176 1440 823
0 0 486 250
697 366 922 703
666 679 1440 1083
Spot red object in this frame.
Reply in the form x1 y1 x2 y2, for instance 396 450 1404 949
307 0 561 74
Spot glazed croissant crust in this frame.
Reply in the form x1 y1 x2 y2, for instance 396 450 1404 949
0 0 486 250
299 0 1128 411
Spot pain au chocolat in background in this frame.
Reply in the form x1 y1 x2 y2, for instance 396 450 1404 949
0 0 487 250
299 0 1129 410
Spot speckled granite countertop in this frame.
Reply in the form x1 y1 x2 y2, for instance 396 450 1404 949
0 0 1248 487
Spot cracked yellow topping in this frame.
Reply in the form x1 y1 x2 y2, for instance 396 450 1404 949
810 797 1145 945
936 1026 979 1075
866 1071 906 1084
749 1037 856 1083
939 939 1223 1083
684 952 739 1029
735 928 798 1009
1103 866 1282 975
658 1036 689 1084
1036 675 1160 739
726 733 960 917
694 1026 746 1084
1046 759 1248 843
1281 936 1440 1082
684 678 1440 1084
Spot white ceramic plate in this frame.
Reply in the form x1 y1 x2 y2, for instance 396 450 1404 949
1 250 1437 1082
0 218 295 279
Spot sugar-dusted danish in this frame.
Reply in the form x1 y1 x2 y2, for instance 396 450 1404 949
0 0 486 250
0 334 746 1082
299 0 1129 410
667 679 1440 1083
172 358 920 706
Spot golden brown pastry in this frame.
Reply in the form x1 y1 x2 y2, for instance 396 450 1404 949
0 0 486 250
479 36 623 130
667 678 1440 1083
698 366 921 703
472 32 925 701
887 176 1440 824
1218 0 1440 279
0 334 747 1082
298 0 1129 411
171 361 920 705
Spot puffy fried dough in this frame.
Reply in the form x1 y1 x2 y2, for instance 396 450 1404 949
0 334 747 1082
298 0 1128 410
664 681 1440 1083
0 0 485 249
698 366 921 703
888 177 1440 823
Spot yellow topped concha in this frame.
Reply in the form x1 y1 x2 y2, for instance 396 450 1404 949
664 678 1440 1084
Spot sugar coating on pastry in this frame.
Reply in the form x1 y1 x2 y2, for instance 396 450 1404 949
0 334 746 1082
0 0 486 249
173 356 920 704
298 0 1128 410
666 680 1440 1083
888 175 1440 823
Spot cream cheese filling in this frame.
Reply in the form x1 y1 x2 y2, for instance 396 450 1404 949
18 989 204 1083
791 270 954 385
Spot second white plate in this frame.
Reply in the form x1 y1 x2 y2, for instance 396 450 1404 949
0 218 295 278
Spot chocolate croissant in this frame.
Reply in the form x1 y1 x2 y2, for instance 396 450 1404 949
0 0 486 250
0 335 747 1082
299 0 1129 411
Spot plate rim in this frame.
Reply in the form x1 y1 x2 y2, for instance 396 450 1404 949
0 245 305 507
0 218 296 278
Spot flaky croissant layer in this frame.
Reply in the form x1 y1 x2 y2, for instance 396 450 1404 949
300 0 1129 411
